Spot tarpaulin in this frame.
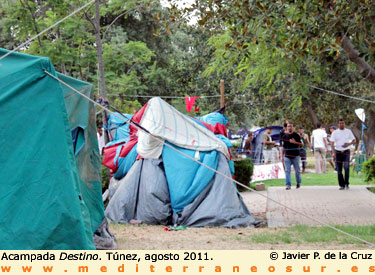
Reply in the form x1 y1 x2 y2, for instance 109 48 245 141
162 142 219 212
0 49 100 249
137 97 229 159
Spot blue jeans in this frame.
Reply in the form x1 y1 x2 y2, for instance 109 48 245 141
335 150 350 187
284 156 301 187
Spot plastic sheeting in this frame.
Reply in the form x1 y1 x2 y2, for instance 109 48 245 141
105 159 172 225
107 113 133 141
162 142 219 212
137 97 229 159
105 153 260 228
196 112 228 127
113 144 138 179
172 154 258 228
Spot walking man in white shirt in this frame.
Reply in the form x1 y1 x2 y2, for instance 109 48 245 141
311 122 328 173
330 119 356 190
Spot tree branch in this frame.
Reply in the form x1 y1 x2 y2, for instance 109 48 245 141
83 9 97 33
19 0 43 48
102 3 144 39
340 35 375 83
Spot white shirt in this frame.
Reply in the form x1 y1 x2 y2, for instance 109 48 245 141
312 128 327 149
330 128 356 152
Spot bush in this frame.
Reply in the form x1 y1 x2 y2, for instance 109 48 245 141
362 155 375 183
101 164 110 192
231 140 241 150
234 158 254 192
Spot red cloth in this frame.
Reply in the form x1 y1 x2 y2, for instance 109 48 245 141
129 103 148 132
184 97 199 112
102 141 125 171
102 104 148 173
190 117 228 137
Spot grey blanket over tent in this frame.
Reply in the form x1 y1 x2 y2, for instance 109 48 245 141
105 154 261 228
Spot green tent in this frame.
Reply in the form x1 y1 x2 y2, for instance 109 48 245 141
0 49 104 249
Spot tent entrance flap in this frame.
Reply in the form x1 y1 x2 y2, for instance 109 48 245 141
72 126 85 156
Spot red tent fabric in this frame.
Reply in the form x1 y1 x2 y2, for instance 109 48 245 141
102 103 148 173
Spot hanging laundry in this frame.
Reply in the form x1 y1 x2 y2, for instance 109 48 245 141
194 105 200 112
184 96 200 112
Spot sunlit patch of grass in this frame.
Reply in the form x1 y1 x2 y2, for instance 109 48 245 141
250 170 366 190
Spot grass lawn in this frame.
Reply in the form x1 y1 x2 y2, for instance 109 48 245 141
250 224 375 246
250 170 367 189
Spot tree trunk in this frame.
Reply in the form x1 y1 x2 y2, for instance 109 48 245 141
338 34 375 157
350 121 362 152
340 35 375 83
95 0 106 99
94 0 109 142
60 63 67 75
365 110 375 158
305 103 318 128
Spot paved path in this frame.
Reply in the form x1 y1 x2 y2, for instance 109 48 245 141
241 186 375 227
241 190 267 215
266 186 375 227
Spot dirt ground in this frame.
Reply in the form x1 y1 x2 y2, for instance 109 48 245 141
110 224 363 250
109 191 366 250
109 187 375 250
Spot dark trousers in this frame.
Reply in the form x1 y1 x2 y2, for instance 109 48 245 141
335 150 350 187
300 149 307 169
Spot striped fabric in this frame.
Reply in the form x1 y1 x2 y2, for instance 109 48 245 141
137 97 230 159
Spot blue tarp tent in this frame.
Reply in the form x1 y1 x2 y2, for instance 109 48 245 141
105 98 262 228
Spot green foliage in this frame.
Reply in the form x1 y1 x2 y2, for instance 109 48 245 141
231 141 241 150
204 28 370 130
101 164 110 192
103 35 156 96
362 156 375 183
172 0 375 139
0 0 254 125
234 158 254 192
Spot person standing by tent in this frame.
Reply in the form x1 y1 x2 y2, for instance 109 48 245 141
330 119 356 190
283 122 303 190
298 126 311 174
311 122 328 174
263 127 276 164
